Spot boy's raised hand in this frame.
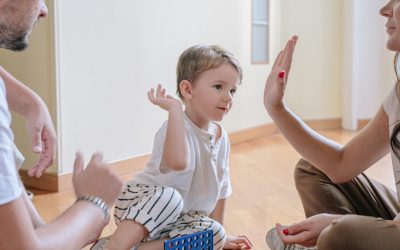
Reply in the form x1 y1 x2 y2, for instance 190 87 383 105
263 36 298 113
147 84 182 111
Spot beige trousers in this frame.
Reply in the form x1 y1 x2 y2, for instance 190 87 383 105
295 159 400 250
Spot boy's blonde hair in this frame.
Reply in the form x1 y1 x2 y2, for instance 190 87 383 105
176 45 242 99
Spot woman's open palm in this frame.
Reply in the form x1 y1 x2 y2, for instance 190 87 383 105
264 36 298 111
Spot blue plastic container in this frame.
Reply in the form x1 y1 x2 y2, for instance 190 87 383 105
164 229 213 250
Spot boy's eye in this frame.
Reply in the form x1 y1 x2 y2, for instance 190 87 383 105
213 84 222 90
230 89 236 95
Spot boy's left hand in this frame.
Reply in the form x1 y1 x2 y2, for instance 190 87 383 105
224 235 253 249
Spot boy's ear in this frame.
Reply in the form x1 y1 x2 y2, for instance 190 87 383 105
179 80 193 99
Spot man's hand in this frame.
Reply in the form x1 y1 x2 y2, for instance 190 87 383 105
72 151 123 207
26 104 57 177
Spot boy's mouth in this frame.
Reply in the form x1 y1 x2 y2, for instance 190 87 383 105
217 107 228 112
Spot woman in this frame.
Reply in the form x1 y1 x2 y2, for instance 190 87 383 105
264 1 400 249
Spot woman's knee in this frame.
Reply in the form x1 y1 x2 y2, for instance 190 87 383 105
294 159 316 186
317 215 353 250
317 215 385 250
294 159 329 187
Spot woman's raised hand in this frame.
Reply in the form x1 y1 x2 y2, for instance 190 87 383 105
263 36 298 113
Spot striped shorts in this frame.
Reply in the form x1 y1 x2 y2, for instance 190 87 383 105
114 183 226 249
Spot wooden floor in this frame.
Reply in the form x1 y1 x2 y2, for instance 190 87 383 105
31 129 395 249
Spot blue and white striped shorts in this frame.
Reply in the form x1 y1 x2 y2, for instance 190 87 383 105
114 183 226 249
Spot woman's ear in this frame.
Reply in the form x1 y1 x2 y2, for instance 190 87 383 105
179 80 193 99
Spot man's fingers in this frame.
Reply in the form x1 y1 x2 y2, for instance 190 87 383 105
31 125 43 153
73 151 84 176
33 136 56 177
27 166 38 177
34 156 53 177
88 152 104 168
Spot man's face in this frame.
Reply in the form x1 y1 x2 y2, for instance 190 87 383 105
0 0 48 51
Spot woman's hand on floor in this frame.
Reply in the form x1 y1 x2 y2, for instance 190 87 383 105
276 213 342 247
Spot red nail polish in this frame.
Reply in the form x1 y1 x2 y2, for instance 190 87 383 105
278 71 286 78
283 229 289 235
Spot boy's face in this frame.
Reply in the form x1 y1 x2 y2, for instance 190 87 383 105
188 63 239 124
0 0 48 51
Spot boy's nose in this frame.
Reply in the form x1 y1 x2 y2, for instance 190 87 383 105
223 93 233 102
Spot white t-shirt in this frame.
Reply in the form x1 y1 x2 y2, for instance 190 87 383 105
133 114 232 215
0 78 24 205
383 86 400 202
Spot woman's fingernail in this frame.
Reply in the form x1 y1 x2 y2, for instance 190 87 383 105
283 229 289 235
278 71 286 78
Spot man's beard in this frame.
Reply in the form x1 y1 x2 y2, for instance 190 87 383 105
0 24 28 51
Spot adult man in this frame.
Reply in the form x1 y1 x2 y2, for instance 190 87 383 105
0 1 123 249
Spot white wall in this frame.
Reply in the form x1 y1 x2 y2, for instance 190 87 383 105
342 0 396 130
0 0 366 174
53 0 283 172
0 0 379 175
281 0 343 120
52 0 348 173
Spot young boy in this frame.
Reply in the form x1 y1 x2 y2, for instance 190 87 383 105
92 45 252 250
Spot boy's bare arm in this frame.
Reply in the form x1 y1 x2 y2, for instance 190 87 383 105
209 199 226 224
147 84 189 170
163 105 189 170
